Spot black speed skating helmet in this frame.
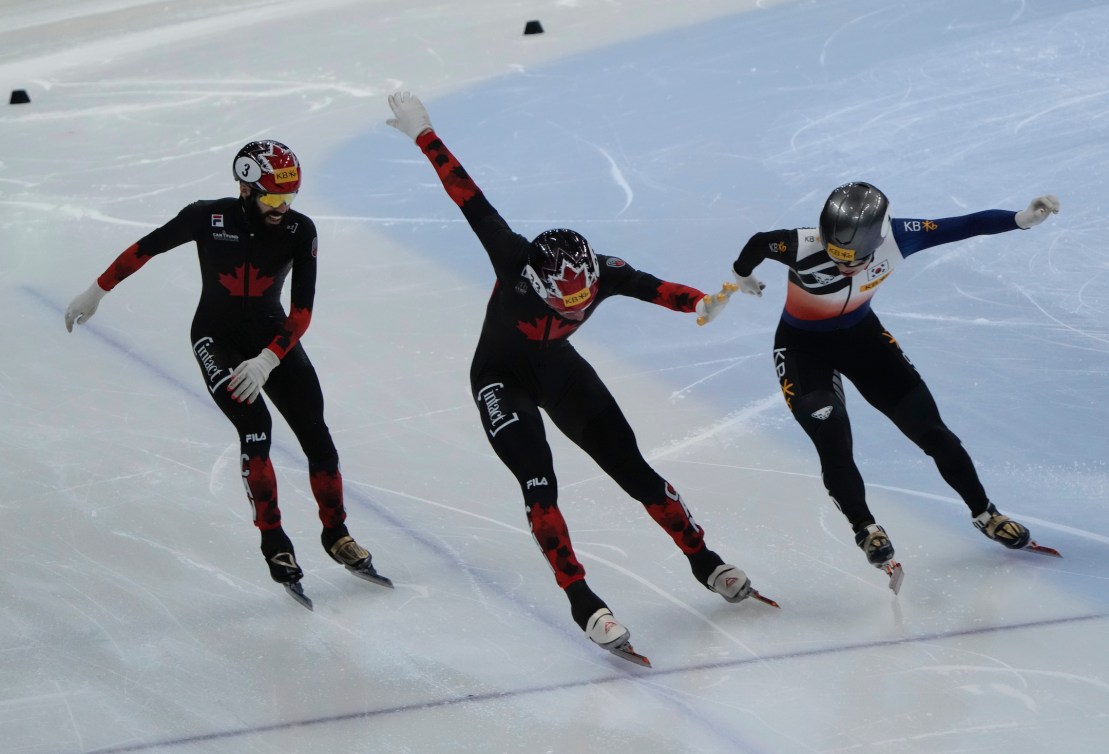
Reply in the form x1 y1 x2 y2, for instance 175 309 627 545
819 182 890 265
523 229 601 320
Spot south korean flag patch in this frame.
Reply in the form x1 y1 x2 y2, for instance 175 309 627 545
867 258 890 280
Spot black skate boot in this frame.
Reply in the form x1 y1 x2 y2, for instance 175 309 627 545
260 528 304 584
855 523 904 593
261 528 312 610
973 503 1031 550
321 524 393 588
854 524 896 568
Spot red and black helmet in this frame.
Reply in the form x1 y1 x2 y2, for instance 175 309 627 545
232 140 301 195
523 229 601 321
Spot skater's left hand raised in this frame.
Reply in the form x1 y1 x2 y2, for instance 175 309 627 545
228 348 280 404
387 91 434 142
1015 195 1060 228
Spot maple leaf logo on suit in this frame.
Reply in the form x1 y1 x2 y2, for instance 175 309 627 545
219 264 275 296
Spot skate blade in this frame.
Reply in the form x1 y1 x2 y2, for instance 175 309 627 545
883 561 904 595
606 642 652 668
750 589 781 609
346 563 395 589
284 582 314 611
1024 541 1062 558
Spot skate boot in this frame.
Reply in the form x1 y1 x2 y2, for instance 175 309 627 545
706 564 752 603
973 503 1030 550
854 524 896 568
584 607 650 666
260 528 304 584
585 608 630 650
565 580 650 666
321 525 393 588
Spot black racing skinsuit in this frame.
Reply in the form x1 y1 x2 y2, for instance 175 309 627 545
731 211 1021 534
414 129 731 626
94 197 346 535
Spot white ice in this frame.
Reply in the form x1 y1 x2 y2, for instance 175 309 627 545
2 0 1107 752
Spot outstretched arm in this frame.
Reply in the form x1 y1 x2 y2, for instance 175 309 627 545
387 91 486 212
64 206 195 331
387 91 532 279
601 256 725 324
638 275 742 327
894 195 1060 257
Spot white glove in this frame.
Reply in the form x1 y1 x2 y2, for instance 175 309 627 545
64 281 109 332
695 281 739 326
227 348 280 404
386 91 434 142
1014 194 1060 229
734 271 766 298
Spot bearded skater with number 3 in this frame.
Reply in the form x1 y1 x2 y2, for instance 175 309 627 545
63 140 391 609
387 91 776 666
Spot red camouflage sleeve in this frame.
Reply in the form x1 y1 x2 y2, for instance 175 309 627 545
652 281 706 313
95 206 196 290
265 227 317 359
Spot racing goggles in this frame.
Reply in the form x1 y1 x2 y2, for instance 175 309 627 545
256 191 297 208
837 254 872 269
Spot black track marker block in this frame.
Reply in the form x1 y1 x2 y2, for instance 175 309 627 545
10 89 30 105
524 20 544 35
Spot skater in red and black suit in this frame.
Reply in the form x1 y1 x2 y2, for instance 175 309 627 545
64 140 389 602
387 91 768 660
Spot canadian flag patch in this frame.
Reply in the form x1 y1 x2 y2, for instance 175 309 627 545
212 214 224 227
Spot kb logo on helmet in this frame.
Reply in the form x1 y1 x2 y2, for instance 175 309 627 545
272 166 299 185
826 242 858 262
562 287 592 308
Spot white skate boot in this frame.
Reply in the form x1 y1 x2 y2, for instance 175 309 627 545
586 608 630 649
585 608 650 667
706 564 752 603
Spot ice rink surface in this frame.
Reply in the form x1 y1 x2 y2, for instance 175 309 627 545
2 0 1108 752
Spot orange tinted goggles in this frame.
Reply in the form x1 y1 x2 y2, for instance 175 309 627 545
257 192 296 208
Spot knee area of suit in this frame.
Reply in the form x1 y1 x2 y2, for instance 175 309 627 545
792 391 848 435
916 425 963 456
